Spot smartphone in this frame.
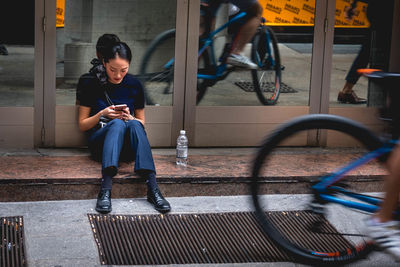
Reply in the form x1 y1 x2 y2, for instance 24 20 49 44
114 104 127 111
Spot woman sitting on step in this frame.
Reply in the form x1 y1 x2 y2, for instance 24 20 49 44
76 40 171 214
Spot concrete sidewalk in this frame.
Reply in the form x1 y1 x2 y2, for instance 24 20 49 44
0 195 397 267
0 148 393 266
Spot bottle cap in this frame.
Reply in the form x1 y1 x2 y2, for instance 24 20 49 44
180 130 186 135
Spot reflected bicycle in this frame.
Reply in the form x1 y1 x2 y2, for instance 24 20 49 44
139 7 281 106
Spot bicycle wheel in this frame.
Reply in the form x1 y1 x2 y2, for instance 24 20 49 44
139 29 176 106
251 114 384 264
251 26 281 105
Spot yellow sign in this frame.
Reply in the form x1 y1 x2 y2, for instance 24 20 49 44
56 0 65 28
260 0 370 28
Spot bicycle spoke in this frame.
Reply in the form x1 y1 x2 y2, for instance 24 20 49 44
251 26 281 105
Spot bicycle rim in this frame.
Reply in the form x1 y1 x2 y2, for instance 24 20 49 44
251 26 281 105
251 114 383 264
139 29 176 106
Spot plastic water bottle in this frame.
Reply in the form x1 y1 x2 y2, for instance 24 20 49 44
176 130 188 166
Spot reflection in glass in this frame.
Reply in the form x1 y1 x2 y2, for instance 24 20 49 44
0 2 34 107
197 0 315 106
330 0 393 107
56 0 177 106
330 0 370 107
139 29 175 106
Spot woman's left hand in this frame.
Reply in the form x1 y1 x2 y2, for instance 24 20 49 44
120 107 135 121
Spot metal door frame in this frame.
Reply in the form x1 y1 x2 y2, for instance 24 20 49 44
38 0 57 147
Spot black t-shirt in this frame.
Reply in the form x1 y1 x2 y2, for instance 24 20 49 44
76 73 145 118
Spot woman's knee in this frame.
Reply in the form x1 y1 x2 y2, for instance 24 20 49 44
107 119 126 132
126 119 144 130
126 120 147 139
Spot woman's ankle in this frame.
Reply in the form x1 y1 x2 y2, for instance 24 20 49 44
145 171 158 190
136 169 158 190
101 166 117 190
103 166 118 176
100 174 113 190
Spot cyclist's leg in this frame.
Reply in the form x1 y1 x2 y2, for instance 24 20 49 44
377 143 400 222
363 142 400 260
227 0 262 69
230 0 262 55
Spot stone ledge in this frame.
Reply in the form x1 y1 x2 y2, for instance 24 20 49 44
0 149 387 201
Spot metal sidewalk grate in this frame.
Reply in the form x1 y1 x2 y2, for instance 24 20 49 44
235 81 298 93
0 216 26 267
88 211 353 265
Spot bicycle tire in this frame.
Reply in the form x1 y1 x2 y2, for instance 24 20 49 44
251 26 281 105
139 29 176 105
251 114 384 265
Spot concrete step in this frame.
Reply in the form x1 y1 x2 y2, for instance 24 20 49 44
0 148 387 201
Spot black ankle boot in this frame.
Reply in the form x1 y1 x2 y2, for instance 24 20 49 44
96 189 112 213
147 187 171 213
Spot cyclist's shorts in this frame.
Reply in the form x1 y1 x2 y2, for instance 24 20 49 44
201 0 258 17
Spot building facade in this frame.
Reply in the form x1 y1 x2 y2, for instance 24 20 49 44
0 0 399 148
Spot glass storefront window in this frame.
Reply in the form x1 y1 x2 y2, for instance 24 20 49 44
0 2 35 107
56 0 177 106
196 0 315 106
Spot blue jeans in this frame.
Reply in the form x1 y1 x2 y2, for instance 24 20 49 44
88 119 156 174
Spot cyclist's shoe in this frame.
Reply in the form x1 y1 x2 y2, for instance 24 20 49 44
227 54 257 69
363 217 400 261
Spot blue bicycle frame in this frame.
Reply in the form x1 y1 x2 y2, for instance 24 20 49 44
312 140 399 214
197 11 247 80
163 11 275 81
